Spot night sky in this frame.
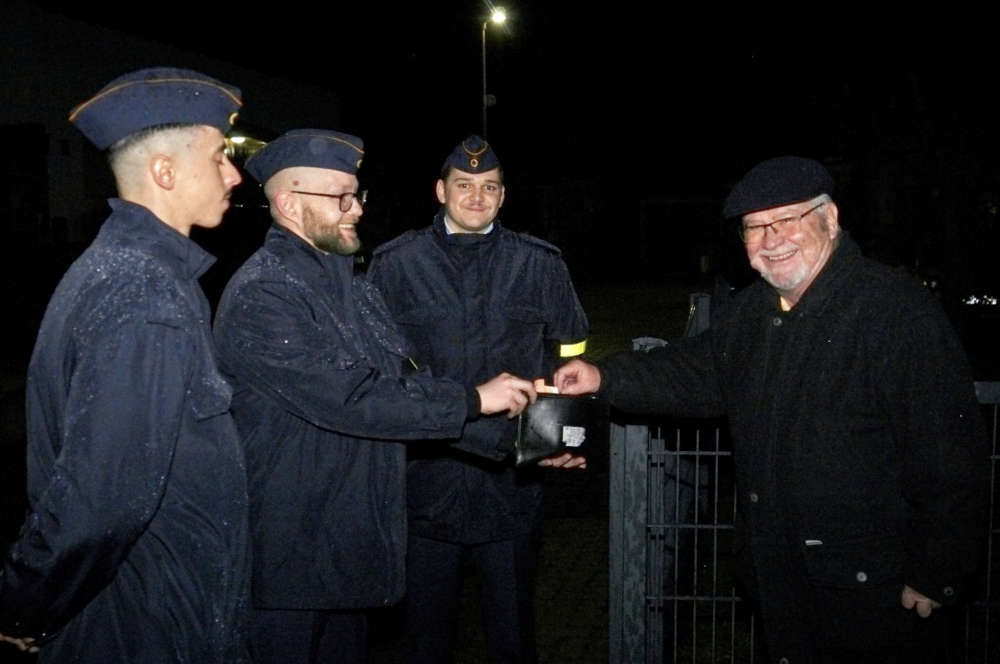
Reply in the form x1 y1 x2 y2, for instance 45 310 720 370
16 3 1000 295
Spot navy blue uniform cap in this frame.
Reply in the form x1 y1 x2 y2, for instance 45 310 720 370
442 135 500 174
245 129 364 184
723 156 834 218
69 67 242 149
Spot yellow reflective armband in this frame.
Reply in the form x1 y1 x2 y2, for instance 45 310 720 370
559 339 587 358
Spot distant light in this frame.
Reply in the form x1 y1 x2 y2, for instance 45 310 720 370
963 294 998 306
491 8 507 24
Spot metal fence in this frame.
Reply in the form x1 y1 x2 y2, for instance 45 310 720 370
608 383 1000 664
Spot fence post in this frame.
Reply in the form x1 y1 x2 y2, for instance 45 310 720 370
609 422 651 663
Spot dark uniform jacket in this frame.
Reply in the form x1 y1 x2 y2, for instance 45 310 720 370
369 213 588 544
599 232 988 660
214 224 470 610
0 200 250 663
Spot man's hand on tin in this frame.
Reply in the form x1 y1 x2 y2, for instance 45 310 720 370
538 452 587 470
477 372 537 417
901 585 941 617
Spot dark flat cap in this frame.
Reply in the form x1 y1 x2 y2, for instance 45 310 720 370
244 129 364 184
69 67 241 150
442 135 500 174
723 156 834 218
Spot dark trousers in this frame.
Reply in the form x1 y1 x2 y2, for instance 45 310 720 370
405 532 540 664
249 606 367 664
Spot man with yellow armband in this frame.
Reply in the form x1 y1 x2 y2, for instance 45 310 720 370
369 136 588 663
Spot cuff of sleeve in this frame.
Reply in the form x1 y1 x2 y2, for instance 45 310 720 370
466 386 481 420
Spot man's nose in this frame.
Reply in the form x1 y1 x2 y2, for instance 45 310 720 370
762 223 784 248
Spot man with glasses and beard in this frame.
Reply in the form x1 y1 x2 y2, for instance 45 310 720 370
213 129 538 664
554 156 988 664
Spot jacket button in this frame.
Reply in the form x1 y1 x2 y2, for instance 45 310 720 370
943 586 955 597
748 492 759 503
856 571 868 583
772 317 783 327
778 658 790 664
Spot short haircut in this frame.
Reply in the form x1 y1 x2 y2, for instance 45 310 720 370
107 122 198 170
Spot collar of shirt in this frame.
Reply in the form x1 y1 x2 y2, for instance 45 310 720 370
443 214 494 235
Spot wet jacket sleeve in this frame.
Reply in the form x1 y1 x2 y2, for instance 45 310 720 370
875 306 989 605
0 320 191 637
215 279 467 441
598 331 726 419
542 257 589 377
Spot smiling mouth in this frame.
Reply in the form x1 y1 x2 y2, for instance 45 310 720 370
764 249 797 262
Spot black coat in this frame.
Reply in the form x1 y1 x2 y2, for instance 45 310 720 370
214 224 470 610
599 233 989 660
0 200 250 663
369 214 588 543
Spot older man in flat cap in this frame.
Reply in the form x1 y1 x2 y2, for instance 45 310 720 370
0 67 249 663
369 136 588 664
555 156 988 663
213 129 538 664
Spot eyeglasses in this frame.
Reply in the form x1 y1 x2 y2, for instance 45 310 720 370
291 189 368 213
739 202 826 244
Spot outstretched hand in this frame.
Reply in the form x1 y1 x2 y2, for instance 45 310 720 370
553 359 602 395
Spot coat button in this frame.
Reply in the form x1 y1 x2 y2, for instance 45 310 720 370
778 658 790 664
856 571 868 583
943 586 955 597
748 492 759 503
772 317 783 327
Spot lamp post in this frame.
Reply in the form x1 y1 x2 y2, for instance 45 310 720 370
481 7 507 137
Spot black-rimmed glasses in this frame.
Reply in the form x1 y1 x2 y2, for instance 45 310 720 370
291 189 368 213
739 201 826 244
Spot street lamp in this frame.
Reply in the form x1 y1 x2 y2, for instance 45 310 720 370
481 7 507 137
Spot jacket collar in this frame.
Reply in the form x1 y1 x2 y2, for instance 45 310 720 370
105 198 216 279
432 209 501 247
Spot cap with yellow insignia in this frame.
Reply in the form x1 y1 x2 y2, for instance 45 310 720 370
244 129 364 184
69 67 242 150
442 135 500 174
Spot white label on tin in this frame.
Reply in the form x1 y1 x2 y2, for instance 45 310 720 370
562 426 586 447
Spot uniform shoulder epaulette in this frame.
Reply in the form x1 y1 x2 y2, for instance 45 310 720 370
373 229 421 256
513 231 562 255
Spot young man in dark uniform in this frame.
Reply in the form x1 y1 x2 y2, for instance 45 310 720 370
369 136 589 663
0 68 250 663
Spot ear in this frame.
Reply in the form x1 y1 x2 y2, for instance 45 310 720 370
498 185 506 209
824 201 840 238
435 179 446 204
273 190 300 225
149 154 175 191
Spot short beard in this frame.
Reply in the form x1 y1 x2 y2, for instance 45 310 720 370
304 206 360 255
